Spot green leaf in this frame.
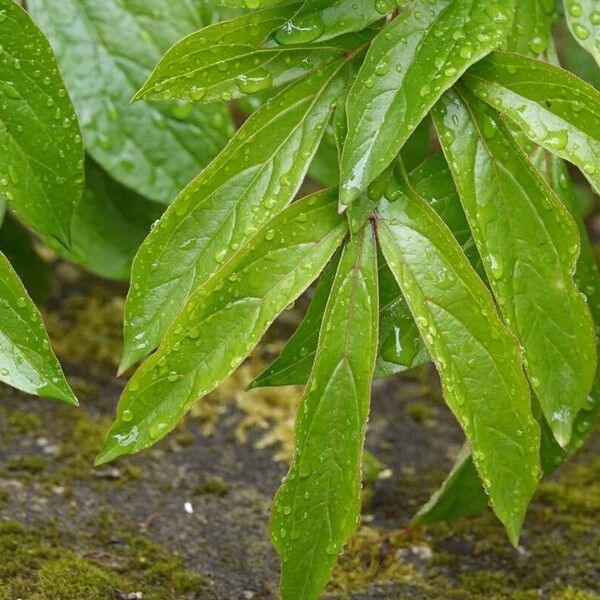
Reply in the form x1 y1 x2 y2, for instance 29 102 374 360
0 0 84 248
271 223 378 600
339 0 515 207
0 216 51 304
96 189 348 465
464 51 600 195
54 160 163 281
27 0 234 203
251 251 340 388
213 0 290 8
377 173 540 544
505 0 554 57
564 0 600 66
134 7 349 104
120 58 349 372
414 401 563 526
434 86 596 447
412 445 488 526
415 153 600 526
256 153 478 386
0 251 76 405
545 155 600 454
275 0 387 44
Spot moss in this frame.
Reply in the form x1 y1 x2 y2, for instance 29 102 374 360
404 401 434 424
193 476 230 496
7 410 42 434
4 454 48 475
327 452 600 599
0 518 208 600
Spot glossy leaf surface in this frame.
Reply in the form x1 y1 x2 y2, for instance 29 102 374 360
97 190 348 465
506 0 555 57
564 0 600 66
0 252 76 405
416 150 600 526
275 0 387 44
0 0 83 247
434 87 596 447
271 224 378 600
135 6 365 104
464 51 600 194
251 252 340 388
339 0 515 207
121 59 348 372
377 181 540 543
28 0 233 203
135 7 347 104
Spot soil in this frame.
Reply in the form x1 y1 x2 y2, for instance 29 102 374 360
0 266 598 600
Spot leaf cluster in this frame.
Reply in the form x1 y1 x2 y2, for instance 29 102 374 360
2 1 600 598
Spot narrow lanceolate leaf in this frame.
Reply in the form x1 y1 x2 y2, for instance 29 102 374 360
275 0 388 44
256 154 476 386
96 190 348 465
377 181 540 544
564 0 600 66
506 0 554 57
413 445 487 525
121 60 349 372
339 0 515 207
0 252 76 405
271 224 378 600
28 0 233 203
546 156 600 453
0 0 83 248
434 87 596 447
464 52 600 195
251 252 340 388
135 7 346 104
415 153 600 526
55 161 163 281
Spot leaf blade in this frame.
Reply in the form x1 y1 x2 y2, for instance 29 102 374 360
464 51 600 194
97 189 348 465
0 252 76 405
0 0 84 247
121 58 349 371
271 223 378 600
377 176 540 543
28 0 233 203
339 0 515 207
434 86 596 447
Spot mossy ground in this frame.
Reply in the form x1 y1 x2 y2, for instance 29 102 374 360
0 266 598 599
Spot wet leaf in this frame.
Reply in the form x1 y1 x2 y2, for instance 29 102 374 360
134 6 349 104
564 0 600 67
275 0 387 44
251 252 340 388
506 0 555 57
434 86 596 447
271 223 378 600
53 160 163 281
28 0 233 203
339 0 515 207
377 172 540 543
0 0 83 248
464 51 600 195
120 59 349 372
0 251 76 405
96 189 348 465
415 151 600 526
